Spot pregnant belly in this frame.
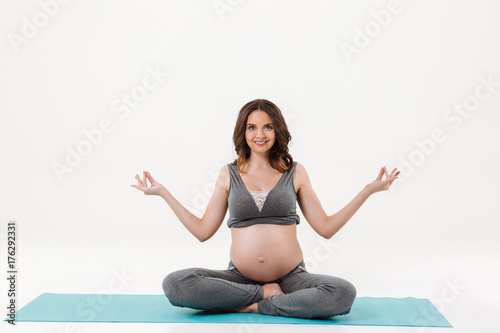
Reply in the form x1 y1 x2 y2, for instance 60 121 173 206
230 224 303 282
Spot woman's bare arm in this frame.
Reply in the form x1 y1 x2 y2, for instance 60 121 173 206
158 187 206 242
297 164 400 239
132 169 227 242
322 187 371 239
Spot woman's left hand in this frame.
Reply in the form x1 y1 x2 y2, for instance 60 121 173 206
365 166 400 195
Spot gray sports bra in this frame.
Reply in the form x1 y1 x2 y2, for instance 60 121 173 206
227 161 300 228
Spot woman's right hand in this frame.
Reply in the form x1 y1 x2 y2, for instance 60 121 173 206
131 171 166 196
364 166 400 195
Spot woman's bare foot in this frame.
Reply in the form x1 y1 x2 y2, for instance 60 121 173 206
262 282 284 299
233 283 284 314
210 283 284 314
208 303 259 314
233 302 259 313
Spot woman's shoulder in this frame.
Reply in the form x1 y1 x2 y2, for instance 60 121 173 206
293 161 308 193
214 163 231 193
294 161 307 175
291 160 301 171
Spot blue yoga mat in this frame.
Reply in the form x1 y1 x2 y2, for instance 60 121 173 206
5 293 452 327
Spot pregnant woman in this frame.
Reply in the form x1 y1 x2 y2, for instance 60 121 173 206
131 99 400 319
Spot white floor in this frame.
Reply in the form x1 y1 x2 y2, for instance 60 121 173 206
1 236 498 333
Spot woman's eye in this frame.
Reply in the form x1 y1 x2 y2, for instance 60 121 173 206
248 125 273 130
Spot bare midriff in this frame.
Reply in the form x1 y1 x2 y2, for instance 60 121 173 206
230 223 303 282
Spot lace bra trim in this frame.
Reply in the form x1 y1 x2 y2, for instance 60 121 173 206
248 190 270 212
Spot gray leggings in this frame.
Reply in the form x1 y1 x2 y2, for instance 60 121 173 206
162 260 356 319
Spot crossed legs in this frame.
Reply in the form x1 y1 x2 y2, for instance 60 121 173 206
162 262 356 319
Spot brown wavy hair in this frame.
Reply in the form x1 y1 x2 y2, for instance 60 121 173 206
231 99 294 174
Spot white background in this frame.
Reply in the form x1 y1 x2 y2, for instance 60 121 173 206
1 0 499 332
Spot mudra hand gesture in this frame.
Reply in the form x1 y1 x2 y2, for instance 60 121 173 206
365 166 400 195
131 171 166 196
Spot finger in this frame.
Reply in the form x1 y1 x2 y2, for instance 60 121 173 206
131 183 144 192
146 171 156 184
135 174 144 187
376 167 385 181
383 166 390 180
389 168 397 177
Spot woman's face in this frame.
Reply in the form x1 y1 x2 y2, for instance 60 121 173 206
245 110 276 154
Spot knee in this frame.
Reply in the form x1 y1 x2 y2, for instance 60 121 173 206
335 278 357 314
319 277 356 316
162 272 178 300
162 270 189 306
162 268 206 306
341 279 357 305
